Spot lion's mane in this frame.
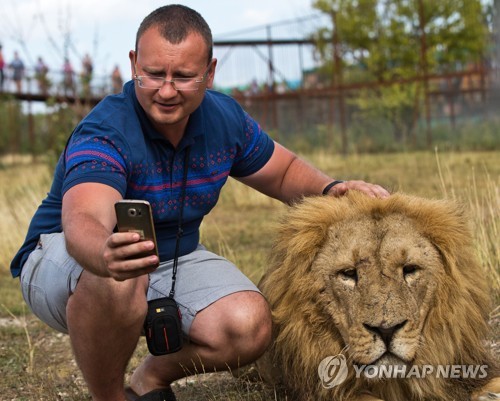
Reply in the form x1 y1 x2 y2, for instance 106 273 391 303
258 192 497 401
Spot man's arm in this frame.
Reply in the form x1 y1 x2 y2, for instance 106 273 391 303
237 142 389 203
61 183 159 280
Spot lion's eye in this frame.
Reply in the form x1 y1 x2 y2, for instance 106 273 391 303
403 264 420 276
340 268 358 282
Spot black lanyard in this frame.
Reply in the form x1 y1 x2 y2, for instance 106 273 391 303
169 146 191 299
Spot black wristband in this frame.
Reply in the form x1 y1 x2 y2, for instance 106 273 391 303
322 180 345 195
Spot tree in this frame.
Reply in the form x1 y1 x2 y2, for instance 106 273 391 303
311 0 490 146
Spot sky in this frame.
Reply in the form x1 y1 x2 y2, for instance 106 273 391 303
0 0 322 89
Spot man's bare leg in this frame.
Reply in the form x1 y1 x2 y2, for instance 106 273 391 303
66 271 149 401
129 291 272 395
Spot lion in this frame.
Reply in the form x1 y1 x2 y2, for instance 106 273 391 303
257 192 499 401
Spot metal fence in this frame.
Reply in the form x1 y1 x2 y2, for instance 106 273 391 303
1 60 499 156
0 67 114 99
227 65 500 151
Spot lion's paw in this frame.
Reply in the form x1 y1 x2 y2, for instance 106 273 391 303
472 393 500 401
471 378 500 401
353 392 384 401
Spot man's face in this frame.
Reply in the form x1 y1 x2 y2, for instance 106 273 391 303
129 27 215 138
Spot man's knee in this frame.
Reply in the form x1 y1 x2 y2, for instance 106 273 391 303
191 291 272 360
228 292 272 353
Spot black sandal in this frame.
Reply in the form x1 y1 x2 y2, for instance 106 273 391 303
125 387 177 401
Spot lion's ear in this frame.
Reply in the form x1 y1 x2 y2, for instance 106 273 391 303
408 198 477 277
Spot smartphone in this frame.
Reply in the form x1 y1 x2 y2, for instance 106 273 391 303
114 200 158 258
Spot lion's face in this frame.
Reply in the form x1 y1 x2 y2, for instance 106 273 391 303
313 213 445 367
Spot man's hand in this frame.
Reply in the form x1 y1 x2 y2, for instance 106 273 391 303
324 180 390 199
62 183 159 280
102 232 159 281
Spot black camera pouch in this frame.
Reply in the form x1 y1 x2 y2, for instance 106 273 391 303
144 297 183 355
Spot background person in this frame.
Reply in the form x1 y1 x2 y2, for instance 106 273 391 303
62 57 75 96
111 64 123 93
9 51 25 93
35 56 50 95
0 45 5 91
81 53 93 97
11 5 389 401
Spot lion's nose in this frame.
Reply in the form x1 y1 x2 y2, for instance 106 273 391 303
363 320 408 347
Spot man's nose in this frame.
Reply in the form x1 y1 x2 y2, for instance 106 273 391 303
157 80 178 96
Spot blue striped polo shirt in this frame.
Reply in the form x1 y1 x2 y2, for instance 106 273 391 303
10 81 275 277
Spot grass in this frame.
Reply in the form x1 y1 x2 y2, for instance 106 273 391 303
0 150 498 400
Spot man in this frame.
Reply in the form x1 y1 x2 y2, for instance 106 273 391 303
35 56 50 95
0 45 5 91
11 5 389 401
10 51 25 93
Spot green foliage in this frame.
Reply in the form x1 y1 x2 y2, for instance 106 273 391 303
313 0 489 76
277 124 341 153
312 0 379 69
0 97 25 154
311 0 491 142
399 0 488 70
430 118 500 151
350 83 418 143
43 103 80 169
0 99 79 169
278 116 500 154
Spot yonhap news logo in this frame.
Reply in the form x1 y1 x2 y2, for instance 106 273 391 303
318 355 490 388
317 355 348 388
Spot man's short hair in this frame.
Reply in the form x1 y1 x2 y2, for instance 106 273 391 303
135 4 213 64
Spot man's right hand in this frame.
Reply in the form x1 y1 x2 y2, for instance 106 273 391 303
62 182 159 280
103 231 159 281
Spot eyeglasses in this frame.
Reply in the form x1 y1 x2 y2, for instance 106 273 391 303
134 64 212 91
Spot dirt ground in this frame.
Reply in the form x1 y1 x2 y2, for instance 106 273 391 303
0 315 289 401
1 310 499 401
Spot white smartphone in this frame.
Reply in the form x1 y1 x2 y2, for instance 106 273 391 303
114 200 158 258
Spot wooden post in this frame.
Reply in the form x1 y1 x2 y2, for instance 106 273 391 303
332 10 348 155
418 0 432 148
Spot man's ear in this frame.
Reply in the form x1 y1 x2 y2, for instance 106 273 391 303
129 50 137 79
206 58 217 89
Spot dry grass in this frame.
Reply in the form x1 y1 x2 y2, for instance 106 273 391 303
0 150 498 400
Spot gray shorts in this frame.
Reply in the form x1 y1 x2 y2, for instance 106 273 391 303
20 232 260 335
